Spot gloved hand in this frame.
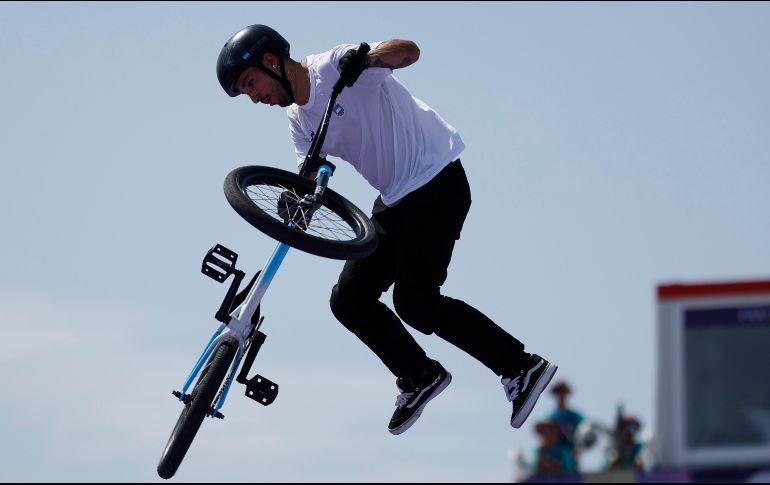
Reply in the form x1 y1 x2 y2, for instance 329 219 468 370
337 43 371 88
277 190 316 231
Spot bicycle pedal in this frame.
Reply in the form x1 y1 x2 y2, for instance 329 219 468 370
202 244 239 283
243 374 279 406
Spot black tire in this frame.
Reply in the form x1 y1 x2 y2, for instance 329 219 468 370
157 336 239 480
224 165 378 260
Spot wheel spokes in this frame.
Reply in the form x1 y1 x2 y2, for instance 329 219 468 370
244 182 360 242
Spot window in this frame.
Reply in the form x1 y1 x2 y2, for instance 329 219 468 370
684 306 770 449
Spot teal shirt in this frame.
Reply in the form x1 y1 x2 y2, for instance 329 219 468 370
536 442 578 474
548 408 584 448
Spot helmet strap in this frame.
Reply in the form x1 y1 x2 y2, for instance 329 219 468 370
256 55 295 104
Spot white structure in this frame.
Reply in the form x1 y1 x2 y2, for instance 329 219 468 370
656 279 770 470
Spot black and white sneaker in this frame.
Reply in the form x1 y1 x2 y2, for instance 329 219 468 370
388 360 452 435
502 353 558 428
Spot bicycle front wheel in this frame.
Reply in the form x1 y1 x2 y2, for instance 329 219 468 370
157 336 238 480
224 165 378 260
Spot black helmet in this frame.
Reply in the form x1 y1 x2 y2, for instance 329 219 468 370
216 24 293 101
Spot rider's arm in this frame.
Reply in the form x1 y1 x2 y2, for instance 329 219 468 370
367 40 420 70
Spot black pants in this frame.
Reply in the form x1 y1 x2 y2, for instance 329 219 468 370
329 160 526 379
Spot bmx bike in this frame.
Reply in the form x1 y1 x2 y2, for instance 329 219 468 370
157 44 375 480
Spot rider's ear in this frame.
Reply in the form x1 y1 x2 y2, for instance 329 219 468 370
262 53 279 71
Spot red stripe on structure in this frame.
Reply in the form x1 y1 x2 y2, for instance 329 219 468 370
657 280 770 300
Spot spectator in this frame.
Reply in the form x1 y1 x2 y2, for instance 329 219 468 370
547 381 585 466
608 414 645 472
534 420 577 475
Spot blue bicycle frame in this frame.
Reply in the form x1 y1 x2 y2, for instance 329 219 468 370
177 164 335 415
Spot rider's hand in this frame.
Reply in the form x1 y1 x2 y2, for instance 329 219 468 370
337 44 370 88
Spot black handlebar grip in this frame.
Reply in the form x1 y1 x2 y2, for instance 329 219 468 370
333 42 372 94
356 42 371 59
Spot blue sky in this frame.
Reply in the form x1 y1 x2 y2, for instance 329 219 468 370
1 1 769 482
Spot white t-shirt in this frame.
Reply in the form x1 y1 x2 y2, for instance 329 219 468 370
287 42 465 207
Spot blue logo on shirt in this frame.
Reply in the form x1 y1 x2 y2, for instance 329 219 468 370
333 103 345 117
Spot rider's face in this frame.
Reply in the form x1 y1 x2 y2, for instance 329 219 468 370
235 66 291 107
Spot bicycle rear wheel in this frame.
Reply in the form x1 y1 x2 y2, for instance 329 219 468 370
224 165 377 260
157 336 239 480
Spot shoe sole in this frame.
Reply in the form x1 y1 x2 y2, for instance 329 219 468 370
388 372 452 435
510 362 558 428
